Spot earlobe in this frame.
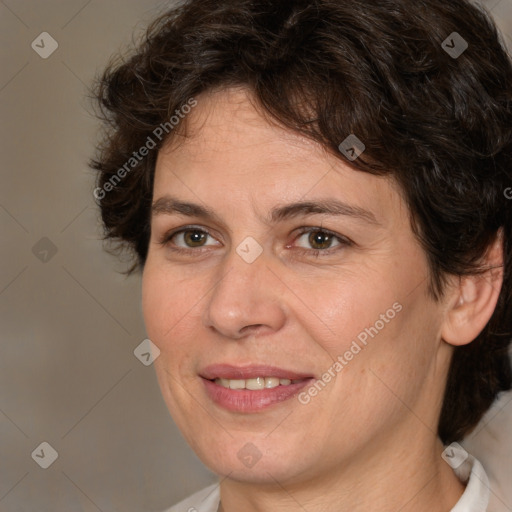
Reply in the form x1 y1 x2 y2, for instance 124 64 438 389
441 231 504 347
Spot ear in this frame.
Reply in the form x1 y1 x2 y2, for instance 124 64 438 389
441 230 504 347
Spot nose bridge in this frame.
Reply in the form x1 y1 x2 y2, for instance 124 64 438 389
202 243 285 339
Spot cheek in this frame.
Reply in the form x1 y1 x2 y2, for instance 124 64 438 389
142 265 200 402
141 268 166 344
295 271 398 359
343 286 443 422
142 264 196 352
307 264 437 390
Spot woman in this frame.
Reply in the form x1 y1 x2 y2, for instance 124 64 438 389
91 0 512 510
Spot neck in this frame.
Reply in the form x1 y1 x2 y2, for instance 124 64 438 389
219 434 465 512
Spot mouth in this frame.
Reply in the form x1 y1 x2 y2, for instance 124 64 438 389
200 364 314 412
212 376 303 390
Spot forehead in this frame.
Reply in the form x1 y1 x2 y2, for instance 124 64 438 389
160 88 325 167
154 87 407 225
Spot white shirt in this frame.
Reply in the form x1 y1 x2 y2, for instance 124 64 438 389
165 454 490 512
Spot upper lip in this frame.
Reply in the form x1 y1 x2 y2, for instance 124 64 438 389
200 364 314 381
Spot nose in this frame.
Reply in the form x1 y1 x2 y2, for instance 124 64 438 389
202 248 287 340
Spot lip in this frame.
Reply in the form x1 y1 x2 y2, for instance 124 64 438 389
200 364 314 413
200 364 313 381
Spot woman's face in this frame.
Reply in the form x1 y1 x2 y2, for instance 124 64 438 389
142 88 451 486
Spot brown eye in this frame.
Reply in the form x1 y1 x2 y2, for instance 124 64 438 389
182 230 208 247
293 228 350 255
308 230 334 250
163 228 219 250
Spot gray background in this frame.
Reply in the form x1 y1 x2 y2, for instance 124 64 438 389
0 1 511 511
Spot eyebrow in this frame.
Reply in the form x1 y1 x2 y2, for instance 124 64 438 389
151 196 380 225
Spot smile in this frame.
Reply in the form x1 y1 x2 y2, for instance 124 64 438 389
200 365 314 412
214 377 302 390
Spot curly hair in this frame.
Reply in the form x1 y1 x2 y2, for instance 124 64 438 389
90 0 512 444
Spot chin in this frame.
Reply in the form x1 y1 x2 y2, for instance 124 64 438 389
191 435 314 485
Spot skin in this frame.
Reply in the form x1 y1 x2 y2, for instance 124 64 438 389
142 87 502 512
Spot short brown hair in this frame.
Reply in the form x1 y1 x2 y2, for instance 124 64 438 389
91 0 512 443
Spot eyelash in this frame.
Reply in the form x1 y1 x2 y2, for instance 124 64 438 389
158 225 353 257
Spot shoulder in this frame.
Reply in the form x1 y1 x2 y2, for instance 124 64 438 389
162 484 220 512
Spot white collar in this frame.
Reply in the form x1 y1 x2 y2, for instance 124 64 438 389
450 453 490 512
166 483 219 512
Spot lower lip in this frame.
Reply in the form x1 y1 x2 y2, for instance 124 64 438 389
202 378 312 412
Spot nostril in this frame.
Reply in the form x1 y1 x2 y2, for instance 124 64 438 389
241 324 264 333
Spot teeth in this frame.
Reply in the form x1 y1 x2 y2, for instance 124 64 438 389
229 379 245 390
214 377 300 390
265 377 280 388
246 377 265 390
